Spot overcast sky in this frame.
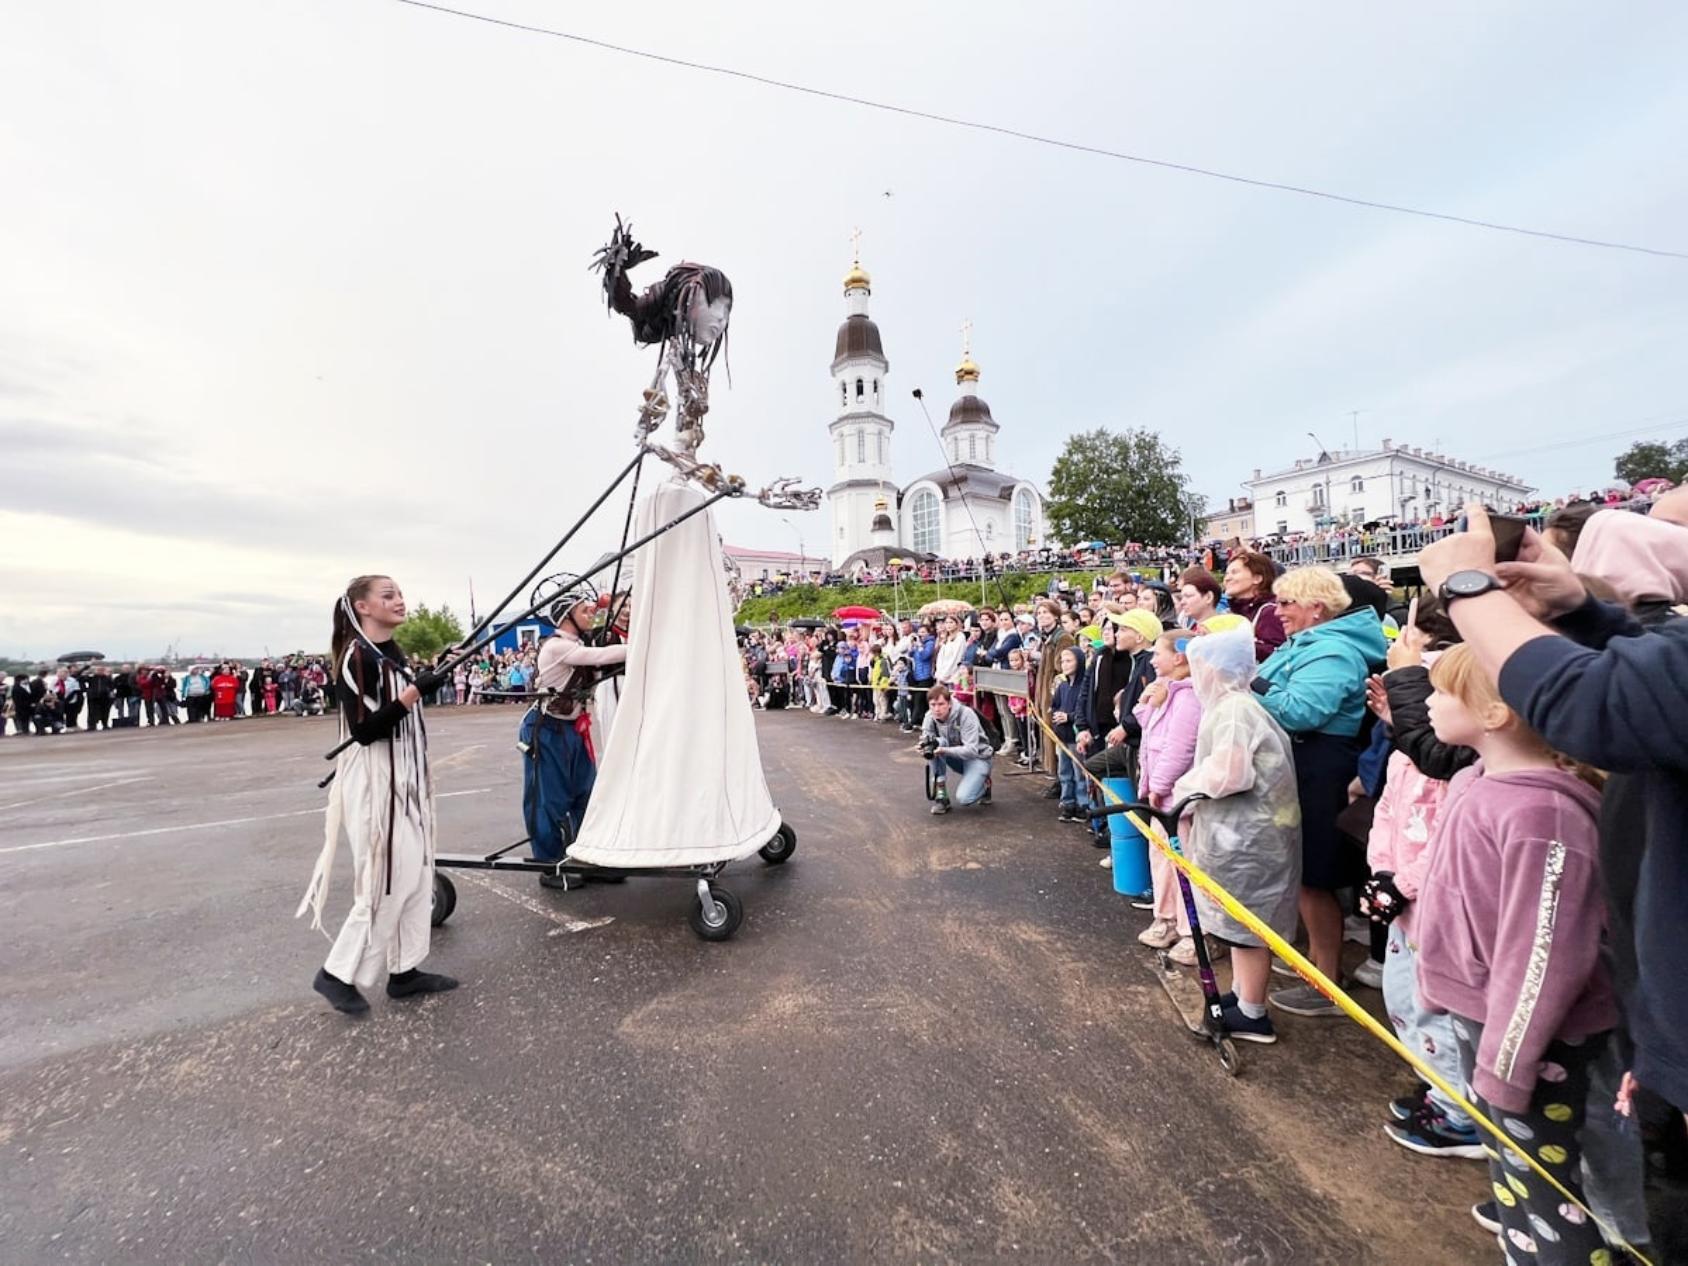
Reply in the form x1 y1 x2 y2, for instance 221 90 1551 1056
3 1 1685 659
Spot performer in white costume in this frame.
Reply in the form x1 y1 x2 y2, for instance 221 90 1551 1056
298 575 458 1014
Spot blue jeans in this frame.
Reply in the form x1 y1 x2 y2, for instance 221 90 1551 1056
1382 923 1471 1131
1056 749 1082 808
929 753 991 806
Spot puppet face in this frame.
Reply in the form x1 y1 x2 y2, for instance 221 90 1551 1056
686 293 732 345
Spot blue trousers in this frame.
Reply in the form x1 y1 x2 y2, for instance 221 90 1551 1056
929 753 991 806
520 710 597 862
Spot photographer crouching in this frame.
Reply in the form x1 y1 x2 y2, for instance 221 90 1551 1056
921 683 994 815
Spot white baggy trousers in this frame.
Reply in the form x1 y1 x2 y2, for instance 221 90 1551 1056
323 791 433 989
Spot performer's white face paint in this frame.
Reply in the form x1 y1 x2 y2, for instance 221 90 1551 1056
354 579 406 632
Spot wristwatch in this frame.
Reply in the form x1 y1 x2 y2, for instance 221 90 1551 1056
1438 569 1503 605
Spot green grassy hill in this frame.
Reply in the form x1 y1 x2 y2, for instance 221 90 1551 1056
734 572 1094 626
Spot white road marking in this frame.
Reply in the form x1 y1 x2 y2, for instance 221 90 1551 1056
457 871 615 936
0 788 493 856
431 743 486 769
0 768 147 788
0 776 150 812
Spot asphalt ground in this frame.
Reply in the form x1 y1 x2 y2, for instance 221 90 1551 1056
0 706 1495 1264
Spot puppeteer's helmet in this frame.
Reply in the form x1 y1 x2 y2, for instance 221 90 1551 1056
546 578 601 627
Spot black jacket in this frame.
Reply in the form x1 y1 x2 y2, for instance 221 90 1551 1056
1111 650 1157 744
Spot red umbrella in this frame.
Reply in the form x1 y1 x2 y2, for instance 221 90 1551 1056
831 605 883 621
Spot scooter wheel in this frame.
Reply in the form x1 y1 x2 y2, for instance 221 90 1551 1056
689 886 743 942
431 873 457 927
1217 1036 1243 1077
759 822 797 865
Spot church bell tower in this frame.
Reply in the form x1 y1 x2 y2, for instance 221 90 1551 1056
826 230 898 566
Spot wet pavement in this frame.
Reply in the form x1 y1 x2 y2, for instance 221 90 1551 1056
0 706 1492 1263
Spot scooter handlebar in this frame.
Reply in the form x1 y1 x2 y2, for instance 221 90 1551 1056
1085 793 1208 832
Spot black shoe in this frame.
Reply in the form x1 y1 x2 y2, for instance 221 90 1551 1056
1470 1200 1501 1235
538 870 571 890
1390 1082 1431 1122
313 967 369 1014
1041 782 1061 800
387 968 459 999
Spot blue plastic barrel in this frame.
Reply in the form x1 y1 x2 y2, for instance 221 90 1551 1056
1103 776 1152 897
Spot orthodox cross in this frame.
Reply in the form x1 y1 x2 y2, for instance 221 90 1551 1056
850 226 862 263
960 318 973 356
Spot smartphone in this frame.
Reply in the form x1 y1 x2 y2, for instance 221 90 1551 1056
1454 510 1528 564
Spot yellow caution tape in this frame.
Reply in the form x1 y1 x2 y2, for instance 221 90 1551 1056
1028 707 1650 1265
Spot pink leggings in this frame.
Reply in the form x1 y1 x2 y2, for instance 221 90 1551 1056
1150 840 1191 934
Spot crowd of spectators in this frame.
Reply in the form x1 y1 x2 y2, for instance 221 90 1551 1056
0 644 556 736
743 483 1688 1260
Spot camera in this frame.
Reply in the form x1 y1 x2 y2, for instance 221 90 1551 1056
919 735 940 758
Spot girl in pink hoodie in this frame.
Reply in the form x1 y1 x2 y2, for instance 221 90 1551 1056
1132 632 1202 958
1414 644 1613 1262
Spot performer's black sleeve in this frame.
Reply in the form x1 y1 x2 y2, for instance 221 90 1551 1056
337 645 410 746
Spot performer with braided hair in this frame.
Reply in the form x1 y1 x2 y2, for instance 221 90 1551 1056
298 575 458 1014
523 584 628 886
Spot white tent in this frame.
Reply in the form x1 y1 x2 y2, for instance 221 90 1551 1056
567 478 781 867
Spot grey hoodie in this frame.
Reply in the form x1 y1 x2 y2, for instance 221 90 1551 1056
921 701 995 762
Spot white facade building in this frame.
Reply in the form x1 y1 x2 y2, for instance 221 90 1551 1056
825 250 1044 569
1245 441 1533 537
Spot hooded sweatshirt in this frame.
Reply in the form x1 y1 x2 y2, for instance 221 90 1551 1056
1500 595 1688 1111
1133 676 1201 803
1253 605 1388 737
1572 507 1688 608
1414 763 1613 1114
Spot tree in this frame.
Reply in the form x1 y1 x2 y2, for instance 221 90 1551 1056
394 603 465 662
1614 438 1688 487
1045 427 1207 548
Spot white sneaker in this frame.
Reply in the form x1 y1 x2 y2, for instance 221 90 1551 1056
1169 936 1227 967
1099 855 1112 867
1344 915 1372 946
1137 918 1179 949
1349 958 1385 989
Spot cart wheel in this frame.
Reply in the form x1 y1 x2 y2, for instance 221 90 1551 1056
688 885 743 941
759 822 797 865
925 766 938 801
1217 1036 1243 1077
431 873 457 927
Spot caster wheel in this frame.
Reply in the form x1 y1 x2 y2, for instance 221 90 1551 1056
1217 1036 1243 1077
431 873 457 927
759 822 797 864
688 885 743 942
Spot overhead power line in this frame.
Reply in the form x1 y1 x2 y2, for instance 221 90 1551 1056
1471 418 1687 461
389 0 1686 262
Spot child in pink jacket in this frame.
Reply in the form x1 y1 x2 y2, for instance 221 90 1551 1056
1132 632 1202 960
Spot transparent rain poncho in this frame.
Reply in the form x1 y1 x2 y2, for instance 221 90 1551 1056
1170 627 1303 945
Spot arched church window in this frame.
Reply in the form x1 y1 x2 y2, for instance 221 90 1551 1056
876 431 885 464
986 435 992 462
872 378 879 405
840 382 847 407
1014 488 1035 551
856 429 865 462
910 488 941 555
968 434 977 461
855 377 864 401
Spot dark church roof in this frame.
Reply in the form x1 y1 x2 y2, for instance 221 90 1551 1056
944 394 999 432
840 545 936 573
832 315 886 370
905 464 1026 502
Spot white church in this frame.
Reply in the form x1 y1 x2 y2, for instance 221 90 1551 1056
826 249 1045 570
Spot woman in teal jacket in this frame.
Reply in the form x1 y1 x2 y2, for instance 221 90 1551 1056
1251 566 1387 1016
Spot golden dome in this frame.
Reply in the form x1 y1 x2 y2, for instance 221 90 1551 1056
844 262 871 292
955 354 981 384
